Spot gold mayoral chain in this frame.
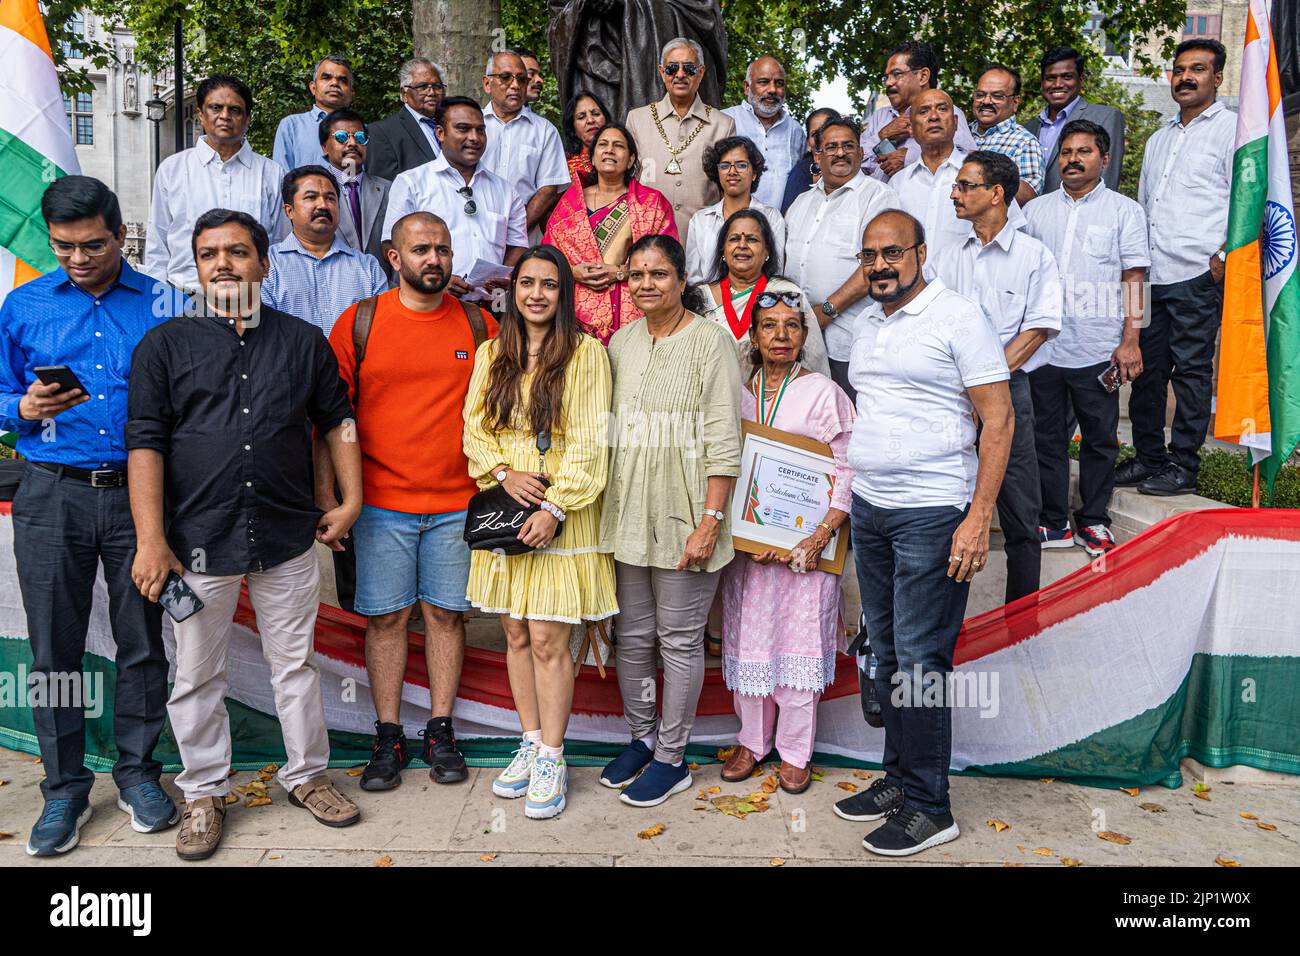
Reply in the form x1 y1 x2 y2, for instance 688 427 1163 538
650 101 711 176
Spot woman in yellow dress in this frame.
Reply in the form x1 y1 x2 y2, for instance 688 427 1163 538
463 244 616 820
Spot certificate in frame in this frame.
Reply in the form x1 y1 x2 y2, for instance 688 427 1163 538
730 420 848 575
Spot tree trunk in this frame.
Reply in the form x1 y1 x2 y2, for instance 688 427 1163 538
412 0 502 105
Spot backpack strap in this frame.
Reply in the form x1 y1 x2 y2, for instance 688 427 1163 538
459 297 488 351
349 295 380 406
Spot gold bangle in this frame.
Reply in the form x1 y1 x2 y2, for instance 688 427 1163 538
816 521 833 534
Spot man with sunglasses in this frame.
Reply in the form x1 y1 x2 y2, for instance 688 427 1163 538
0 176 186 855
365 58 447 182
626 37 736 239
319 109 393 277
272 54 355 172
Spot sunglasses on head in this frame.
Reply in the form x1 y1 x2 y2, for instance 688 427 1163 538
754 291 803 310
663 62 700 77
457 185 477 216
329 129 368 146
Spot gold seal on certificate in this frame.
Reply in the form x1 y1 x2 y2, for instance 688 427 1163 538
730 420 848 575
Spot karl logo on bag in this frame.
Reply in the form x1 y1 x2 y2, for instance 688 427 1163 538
470 509 527 535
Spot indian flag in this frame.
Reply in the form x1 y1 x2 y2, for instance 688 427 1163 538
1216 0 1300 494
0 0 79 304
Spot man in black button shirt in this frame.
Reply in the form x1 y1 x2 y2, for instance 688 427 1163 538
126 209 364 861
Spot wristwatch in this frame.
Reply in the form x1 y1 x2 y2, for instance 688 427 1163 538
701 508 725 522
820 299 840 320
494 468 508 483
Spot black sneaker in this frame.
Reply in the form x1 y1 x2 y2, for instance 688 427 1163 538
833 777 904 822
1114 458 1158 487
862 803 960 856
421 717 469 784
360 721 412 791
1138 462 1197 497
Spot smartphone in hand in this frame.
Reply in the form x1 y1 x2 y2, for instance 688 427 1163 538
159 572 204 623
34 365 87 395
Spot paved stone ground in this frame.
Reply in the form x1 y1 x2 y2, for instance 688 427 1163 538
1 746 1296 866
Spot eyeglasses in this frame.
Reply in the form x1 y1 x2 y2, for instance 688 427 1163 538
404 82 445 95
49 238 112 258
662 62 700 77
754 291 803 309
488 72 528 87
457 185 477 216
973 90 1013 103
880 67 917 85
819 142 857 155
856 244 920 265
717 161 751 173
329 130 369 146
953 179 994 193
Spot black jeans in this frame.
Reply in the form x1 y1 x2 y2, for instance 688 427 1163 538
1030 361 1120 529
1129 271 1222 475
851 495 970 816
11 464 167 801
992 372 1041 603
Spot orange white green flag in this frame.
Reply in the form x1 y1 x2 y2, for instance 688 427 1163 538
1216 0 1300 493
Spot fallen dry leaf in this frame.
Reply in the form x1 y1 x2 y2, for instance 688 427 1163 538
1139 802 1167 813
809 770 825 782
1119 787 1139 797
687 763 700 772
1032 847 1053 857
706 786 721 795
1192 783 1210 794
1002 861 1025 867
986 819 1011 833
836 781 858 793
638 823 667 839
710 794 769 818
1097 831 1132 845
769 857 786 867
852 769 873 780
1215 855 1241 867
1060 857 1083 867
1256 822 1278 832
1239 812 1258 820
693 805 707 811
260 763 280 774
479 853 497 862
695 788 710 801
374 854 393 867
746 791 771 804
1039 777 1054 783
31 756 41 763
244 795 272 808
0 779 8 786
268 854 282 861
760 775 779 794
0 832 12 840
223 793 239 806
715 746 736 761
1193 790 1211 801
750 764 766 778
345 766 365 777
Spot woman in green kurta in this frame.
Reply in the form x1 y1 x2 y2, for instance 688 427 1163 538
597 234 742 808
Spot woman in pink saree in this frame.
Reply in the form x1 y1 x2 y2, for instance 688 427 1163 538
543 123 678 343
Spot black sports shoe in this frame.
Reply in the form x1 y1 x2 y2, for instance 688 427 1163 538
862 803 960 856
360 721 412 792
1114 458 1158 487
421 717 469 784
833 777 904 822
1138 462 1197 497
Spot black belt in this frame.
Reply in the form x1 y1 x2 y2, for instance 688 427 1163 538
31 461 127 488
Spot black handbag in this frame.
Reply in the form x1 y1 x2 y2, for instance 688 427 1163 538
462 431 562 555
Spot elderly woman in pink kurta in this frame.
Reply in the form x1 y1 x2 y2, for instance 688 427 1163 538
718 283 855 794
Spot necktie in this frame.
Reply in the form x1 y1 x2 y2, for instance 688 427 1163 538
420 117 438 150
345 180 362 234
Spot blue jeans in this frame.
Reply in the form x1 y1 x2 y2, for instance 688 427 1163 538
851 494 971 815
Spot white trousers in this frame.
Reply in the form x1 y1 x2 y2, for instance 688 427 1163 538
168 548 329 800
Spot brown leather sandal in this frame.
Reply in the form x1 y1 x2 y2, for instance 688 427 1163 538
176 795 226 861
289 775 361 828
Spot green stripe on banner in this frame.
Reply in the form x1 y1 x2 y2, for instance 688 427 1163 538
0 126 66 273
1226 137 1269 252
1263 274 1300 491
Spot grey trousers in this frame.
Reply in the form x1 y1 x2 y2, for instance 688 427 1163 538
614 562 721 764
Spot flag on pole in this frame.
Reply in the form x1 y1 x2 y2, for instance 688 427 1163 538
1216 0 1300 494
0 0 80 303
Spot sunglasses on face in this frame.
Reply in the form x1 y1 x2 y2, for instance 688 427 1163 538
754 291 803 309
490 72 528 87
457 185 477 216
662 62 700 77
330 130 368 146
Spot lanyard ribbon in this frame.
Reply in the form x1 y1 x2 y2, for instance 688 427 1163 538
757 362 797 426
720 274 767 341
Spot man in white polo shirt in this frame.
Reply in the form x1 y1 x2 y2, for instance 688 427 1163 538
933 150 1062 604
889 88 966 269
784 117 899 402
836 208 1013 857
1024 119 1149 557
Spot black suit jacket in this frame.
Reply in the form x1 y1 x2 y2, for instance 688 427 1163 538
364 107 438 183
1025 97 1126 193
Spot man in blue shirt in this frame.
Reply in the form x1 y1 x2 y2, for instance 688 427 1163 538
0 176 185 856
272 54 355 171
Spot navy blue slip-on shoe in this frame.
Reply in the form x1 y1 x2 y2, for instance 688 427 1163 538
27 797 93 857
599 739 654 789
117 780 180 833
619 759 692 807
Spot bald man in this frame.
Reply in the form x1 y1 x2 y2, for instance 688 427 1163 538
887 88 968 267
724 56 807 207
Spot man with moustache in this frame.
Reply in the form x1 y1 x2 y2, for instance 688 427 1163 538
260 166 387 337
365 58 447 182
1122 38 1235 496
860 41 976 182
781 107 840 213
933 150 1062 604
319 109 392 276
381 97 528 300
1024 120 1148 556
514 48 546 105
273 54 355 172
969 64 1043 206
888 88 967 266
322 212 499 792
784 117 900 402
723 56 807 208
128 209 364 861
1025 47 1125 193
835 209 1013 856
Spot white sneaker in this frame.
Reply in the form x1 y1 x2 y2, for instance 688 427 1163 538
524 755 567 819
491 739 537 799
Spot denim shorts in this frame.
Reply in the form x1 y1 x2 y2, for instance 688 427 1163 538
350 505 472 616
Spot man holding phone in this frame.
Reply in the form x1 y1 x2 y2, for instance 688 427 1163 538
1023 120 1148 557
0 176 183 856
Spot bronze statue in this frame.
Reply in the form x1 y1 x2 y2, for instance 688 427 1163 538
548 0 728 121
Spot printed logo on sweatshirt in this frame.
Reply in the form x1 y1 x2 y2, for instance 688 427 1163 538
455 350 469 360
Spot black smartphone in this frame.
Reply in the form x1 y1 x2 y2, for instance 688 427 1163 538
1097 363 1121 394
34 365 87 395
159 572 204 623
872 138 897 159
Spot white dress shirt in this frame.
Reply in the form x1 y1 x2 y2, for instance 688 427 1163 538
931 218 1063 373
1138 99 1236 285
380 153 528 276
783 171 900 361
860 102 978 181
722 101 808 209
143 137 286 290
1023 182 1150 368
888 147 968 268
684 197 786 284
481 104 571 207
847 278 1010 509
